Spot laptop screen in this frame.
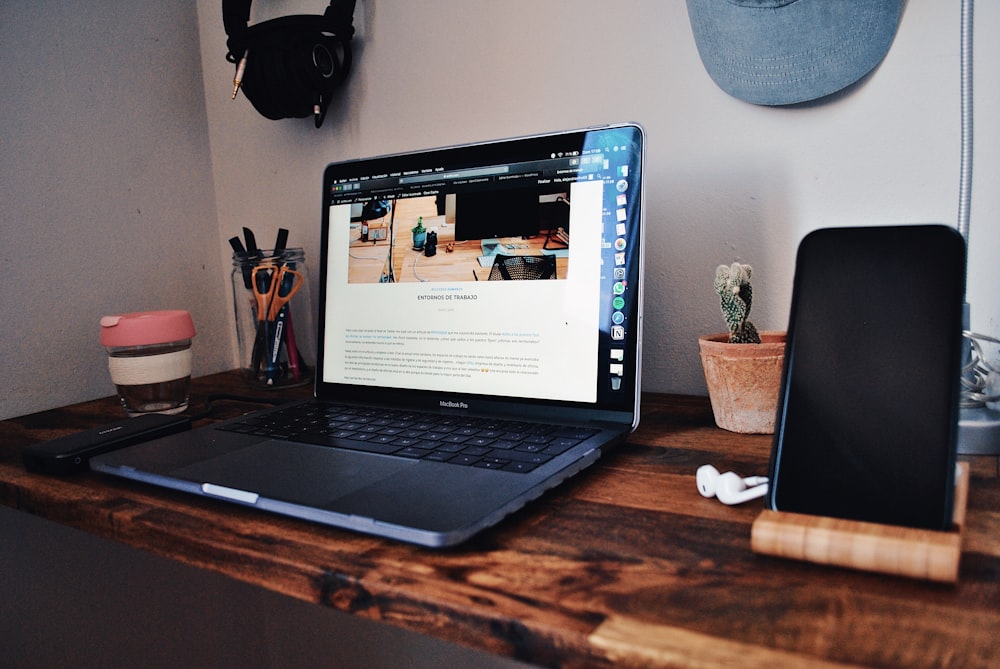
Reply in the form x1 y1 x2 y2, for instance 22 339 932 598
317 124 644 420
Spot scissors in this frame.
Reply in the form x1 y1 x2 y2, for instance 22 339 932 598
251 263 303 384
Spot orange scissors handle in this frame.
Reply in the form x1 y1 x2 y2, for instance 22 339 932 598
266 266 303 321
251 265 276 321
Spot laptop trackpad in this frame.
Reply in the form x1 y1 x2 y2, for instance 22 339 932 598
173 441 414 507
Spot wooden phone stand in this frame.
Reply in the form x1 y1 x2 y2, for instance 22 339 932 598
751 463 969 583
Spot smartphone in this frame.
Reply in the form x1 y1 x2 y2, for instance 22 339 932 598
767 225 966 530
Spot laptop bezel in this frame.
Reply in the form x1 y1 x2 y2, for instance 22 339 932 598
314 124 646 430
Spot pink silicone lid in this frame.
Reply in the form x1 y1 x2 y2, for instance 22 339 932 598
100 310 196 347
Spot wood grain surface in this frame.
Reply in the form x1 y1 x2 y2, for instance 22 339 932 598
1 371 998 668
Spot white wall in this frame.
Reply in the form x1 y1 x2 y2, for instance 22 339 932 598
0 2 233 419
198 0 1000 401
3 1 998 420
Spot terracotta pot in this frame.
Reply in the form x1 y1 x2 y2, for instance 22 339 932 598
698 331 786 434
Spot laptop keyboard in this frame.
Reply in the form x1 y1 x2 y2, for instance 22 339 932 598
216 402 599 474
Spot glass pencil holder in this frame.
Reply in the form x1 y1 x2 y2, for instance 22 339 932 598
231 248 315 388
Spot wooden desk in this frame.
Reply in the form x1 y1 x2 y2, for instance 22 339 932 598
1 371 998 668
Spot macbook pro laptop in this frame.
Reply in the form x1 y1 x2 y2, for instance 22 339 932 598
92 123 646 547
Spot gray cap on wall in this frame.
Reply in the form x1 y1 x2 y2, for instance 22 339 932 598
686 0 904 106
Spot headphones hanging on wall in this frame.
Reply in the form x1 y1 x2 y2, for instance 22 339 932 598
223 0 356 128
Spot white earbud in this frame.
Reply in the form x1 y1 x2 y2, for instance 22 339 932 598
696 464 768 505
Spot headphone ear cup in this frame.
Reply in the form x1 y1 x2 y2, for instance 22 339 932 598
238 26 352 123
240 29 317 120
310 33 350 83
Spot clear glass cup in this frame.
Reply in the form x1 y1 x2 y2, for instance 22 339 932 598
231 248 314 388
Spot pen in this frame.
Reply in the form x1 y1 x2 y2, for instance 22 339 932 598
268 307 286 385
232 50 248 99
274 228 289 255
229 236 253 289
250 266 273 379
272 228 299 381
243 227 259 260
285 308 301 381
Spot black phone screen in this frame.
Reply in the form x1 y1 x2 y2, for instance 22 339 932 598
767 225 966 530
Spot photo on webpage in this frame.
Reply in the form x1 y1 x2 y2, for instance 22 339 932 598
344 188 572 285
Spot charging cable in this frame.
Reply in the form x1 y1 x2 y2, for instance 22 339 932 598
955 0 1000 455
184 394 290 422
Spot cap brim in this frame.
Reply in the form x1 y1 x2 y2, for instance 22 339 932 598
686 0 903 106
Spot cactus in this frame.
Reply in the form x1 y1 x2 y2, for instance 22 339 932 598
714 262 761 344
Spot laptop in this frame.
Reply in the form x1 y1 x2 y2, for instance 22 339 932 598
92 123 646 547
